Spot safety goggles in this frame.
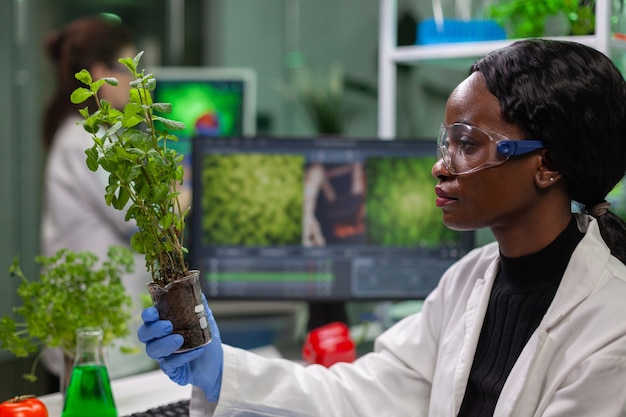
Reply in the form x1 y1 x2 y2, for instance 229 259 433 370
437 123 544 175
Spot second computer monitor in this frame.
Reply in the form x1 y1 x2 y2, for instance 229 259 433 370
190 136 474 301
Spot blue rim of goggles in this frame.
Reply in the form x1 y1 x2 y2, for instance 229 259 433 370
438 123 545 175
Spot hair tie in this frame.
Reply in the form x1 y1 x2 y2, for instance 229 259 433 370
588 201 611 217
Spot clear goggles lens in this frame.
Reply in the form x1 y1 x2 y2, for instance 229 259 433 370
437 123 544 175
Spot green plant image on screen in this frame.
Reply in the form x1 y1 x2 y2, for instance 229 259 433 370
154 81 244 156
365 156 458 247
200 153 304 246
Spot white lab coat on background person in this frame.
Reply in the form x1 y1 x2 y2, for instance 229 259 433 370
41 115 155 379
190 216 626 417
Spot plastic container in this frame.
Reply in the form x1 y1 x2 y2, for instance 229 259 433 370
417 18 506 45
302 322 356 367
147 270 212 352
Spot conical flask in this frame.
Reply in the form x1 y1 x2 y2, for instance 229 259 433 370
61 326 118 417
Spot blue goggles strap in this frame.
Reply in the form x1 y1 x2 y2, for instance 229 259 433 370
497 139 545 157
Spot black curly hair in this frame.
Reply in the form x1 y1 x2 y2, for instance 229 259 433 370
471 38 626 263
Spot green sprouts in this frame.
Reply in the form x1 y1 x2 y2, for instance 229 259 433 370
70 52 189 286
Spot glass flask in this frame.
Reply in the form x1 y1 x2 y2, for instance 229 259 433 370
61 327 118 417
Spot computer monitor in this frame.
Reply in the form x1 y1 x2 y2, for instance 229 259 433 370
607 175 626 222
189 136 474 301
150 66 256 159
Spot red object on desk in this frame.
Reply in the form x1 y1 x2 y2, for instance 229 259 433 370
302 322 356 367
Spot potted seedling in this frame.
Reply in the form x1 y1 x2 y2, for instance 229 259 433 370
69 51 211 351
0 246 135 391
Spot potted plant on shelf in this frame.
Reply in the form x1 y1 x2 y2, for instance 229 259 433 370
487 0 595 39
0 246 135 391
70 51 211 351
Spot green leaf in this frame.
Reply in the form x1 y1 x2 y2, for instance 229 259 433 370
130 232 147 254
85 147 99 171
105 121 123 138
152 102 172 113
153 183 169 201
112 187 130 210
121 114 144 130
132 51 144 70
71 51 190 286
75 69 93 85
119 56 136 74
91 79 107 94
83 114 101 134
70 87 94 104
0 248 135 373
153 116 185 130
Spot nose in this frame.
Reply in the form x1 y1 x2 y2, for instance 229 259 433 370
431 157 451 180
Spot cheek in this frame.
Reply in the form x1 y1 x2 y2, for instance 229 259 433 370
441 170 532 230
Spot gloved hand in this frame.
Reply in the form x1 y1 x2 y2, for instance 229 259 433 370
138 295 223 402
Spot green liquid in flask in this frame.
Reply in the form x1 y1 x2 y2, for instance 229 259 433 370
61 364 118 417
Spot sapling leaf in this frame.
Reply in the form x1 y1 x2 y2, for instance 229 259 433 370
133 75 157 92
85 147 99 171
132 51 144 70
152 102 172 113
153 116 185 130
75 68 93 85
159 212 174 230
119 55 138 74
83 113 102 134
91 78 108 93
104 77 119 86
105 121 123 138
70 87 93 104
112 187 131 210
153 183 169 201
72 51 190 287
130 232 147 254
176 164 185 181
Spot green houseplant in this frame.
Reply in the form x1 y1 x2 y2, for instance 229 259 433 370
70 51 211 351
487 0 595 38
0 246 134 387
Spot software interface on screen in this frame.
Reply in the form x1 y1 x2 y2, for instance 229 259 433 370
190 136 474 301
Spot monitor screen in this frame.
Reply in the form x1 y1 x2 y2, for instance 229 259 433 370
189 136 474 301
607 176 626 222
150 66 256 159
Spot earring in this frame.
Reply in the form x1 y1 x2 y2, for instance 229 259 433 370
550 178 554 181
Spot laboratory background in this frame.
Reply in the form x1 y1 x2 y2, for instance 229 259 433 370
1 0 624 401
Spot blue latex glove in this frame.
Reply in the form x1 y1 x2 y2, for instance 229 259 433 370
138 296 223 402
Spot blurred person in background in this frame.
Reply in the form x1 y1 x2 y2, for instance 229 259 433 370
41 14 155 384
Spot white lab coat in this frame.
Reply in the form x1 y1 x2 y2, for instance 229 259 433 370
191 215 626 416
41 116 155 378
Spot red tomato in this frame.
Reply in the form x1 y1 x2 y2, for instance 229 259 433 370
0 396 48 417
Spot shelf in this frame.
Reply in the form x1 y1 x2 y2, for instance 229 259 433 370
388 35 601 62
377 0 615 139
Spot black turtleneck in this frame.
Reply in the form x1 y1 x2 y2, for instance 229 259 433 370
457 217 584 417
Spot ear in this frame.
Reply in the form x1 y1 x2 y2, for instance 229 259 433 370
535 151 561 189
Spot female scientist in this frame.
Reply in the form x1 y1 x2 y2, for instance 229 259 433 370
139 38 626 416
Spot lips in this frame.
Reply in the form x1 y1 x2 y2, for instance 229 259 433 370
435 186 457 207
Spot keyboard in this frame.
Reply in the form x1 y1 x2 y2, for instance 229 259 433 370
122 399 190 417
